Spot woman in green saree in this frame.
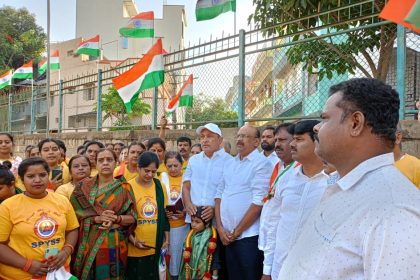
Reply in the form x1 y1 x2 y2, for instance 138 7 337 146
70 148 137 280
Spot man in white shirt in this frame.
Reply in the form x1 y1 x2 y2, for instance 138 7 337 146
215 125 272 280
259 123 294 254
182 123 232 223
278 78 420 279
261 126 279 168
261 120 329 280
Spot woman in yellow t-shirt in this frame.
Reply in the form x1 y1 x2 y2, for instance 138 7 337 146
114 142 145 182
0 157 79 280
127 151 170 280
147 137 167 176
38 139 72 191
56 155 91 200
160 151 189 279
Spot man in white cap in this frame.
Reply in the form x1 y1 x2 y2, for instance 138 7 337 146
182 123 232 223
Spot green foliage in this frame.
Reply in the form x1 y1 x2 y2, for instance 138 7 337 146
95 86 151 128
0 6 46 73
249 0 396 80
185 93 238 128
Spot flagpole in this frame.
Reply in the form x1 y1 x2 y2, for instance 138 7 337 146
234 11 237 34
7 87 11 133
30 78 35 134
46 0 51 137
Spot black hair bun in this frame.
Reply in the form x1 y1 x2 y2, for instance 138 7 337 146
0 160 12 170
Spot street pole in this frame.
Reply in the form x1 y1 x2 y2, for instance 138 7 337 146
46 0 51 136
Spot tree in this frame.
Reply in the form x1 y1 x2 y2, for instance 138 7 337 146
249 0 396 81
0 6 46 73
95 86 151 129
186 93 238 128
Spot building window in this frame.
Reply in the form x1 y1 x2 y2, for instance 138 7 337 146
83 84 95 101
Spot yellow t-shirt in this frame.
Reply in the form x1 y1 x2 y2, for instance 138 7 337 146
55 182 75 200
49 162 72 185
128 178 167 257
0 193 79 280
113 165 138 182
182 160 188 171
90 168 98 177
159 174 185 228
157 162 167 177
395 154 420 189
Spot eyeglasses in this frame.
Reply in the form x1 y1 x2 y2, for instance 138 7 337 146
235 134 255 140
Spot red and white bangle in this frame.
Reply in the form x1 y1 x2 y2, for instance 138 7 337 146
62 244 74 255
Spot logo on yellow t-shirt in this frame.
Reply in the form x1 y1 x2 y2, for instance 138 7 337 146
33 213 58 240
142 198 157 218
170 188 180 202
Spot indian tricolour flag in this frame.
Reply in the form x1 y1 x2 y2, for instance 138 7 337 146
12 61 33 80
75 35 100 57
166 74 193 115
50 50 60 70
196 0 236 21
119 11 154 38
0 70 13 90
112 38 164 113
31 264 77 280
39 50 60 76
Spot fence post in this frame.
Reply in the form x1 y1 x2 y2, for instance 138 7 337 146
152 87 158 130
238 29 246 127
396 25 406 121
96 69 103 131
58 80 63 133
7 89 11 133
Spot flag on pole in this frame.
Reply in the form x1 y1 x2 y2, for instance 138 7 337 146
12 61 33 80
112 38 165 113
196 0 236 21
166 74 193 115
0 70 13 90
50 49 60 70
38 59 47 76
380 0 420 33
119 11 154 38
75 35 100 57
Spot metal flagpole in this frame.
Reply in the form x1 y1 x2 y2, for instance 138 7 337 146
7 88 11 133
234 10 237 34
30 78 35 134
46 0 51 137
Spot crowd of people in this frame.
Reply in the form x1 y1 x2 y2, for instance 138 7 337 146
0 78 420 280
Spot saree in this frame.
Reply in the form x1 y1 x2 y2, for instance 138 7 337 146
178 227 213 280
70 177 138 280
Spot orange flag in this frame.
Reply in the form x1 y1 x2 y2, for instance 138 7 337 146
379 0 420 33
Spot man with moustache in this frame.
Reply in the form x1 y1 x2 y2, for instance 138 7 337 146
215 125 272 280
261 120 329 280
176 136 192 170
278 78 420 279
261 126 279 168
259 123 297 280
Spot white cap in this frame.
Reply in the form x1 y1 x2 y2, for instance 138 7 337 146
196 123 222 137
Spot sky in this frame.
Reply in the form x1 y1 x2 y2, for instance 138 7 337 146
1 0 256 45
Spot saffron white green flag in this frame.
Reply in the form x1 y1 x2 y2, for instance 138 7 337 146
38 59 47 76
0 70 13 90
166 74 193 115
119 11 154 38
196 0 236 21
112 38 164 113
12 61 33 80
50 49 60 70
39 50 60 76
75 35 100 57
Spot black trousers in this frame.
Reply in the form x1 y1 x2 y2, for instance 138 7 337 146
225 235 263 280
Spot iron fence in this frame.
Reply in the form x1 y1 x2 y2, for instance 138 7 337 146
1 0 419 134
